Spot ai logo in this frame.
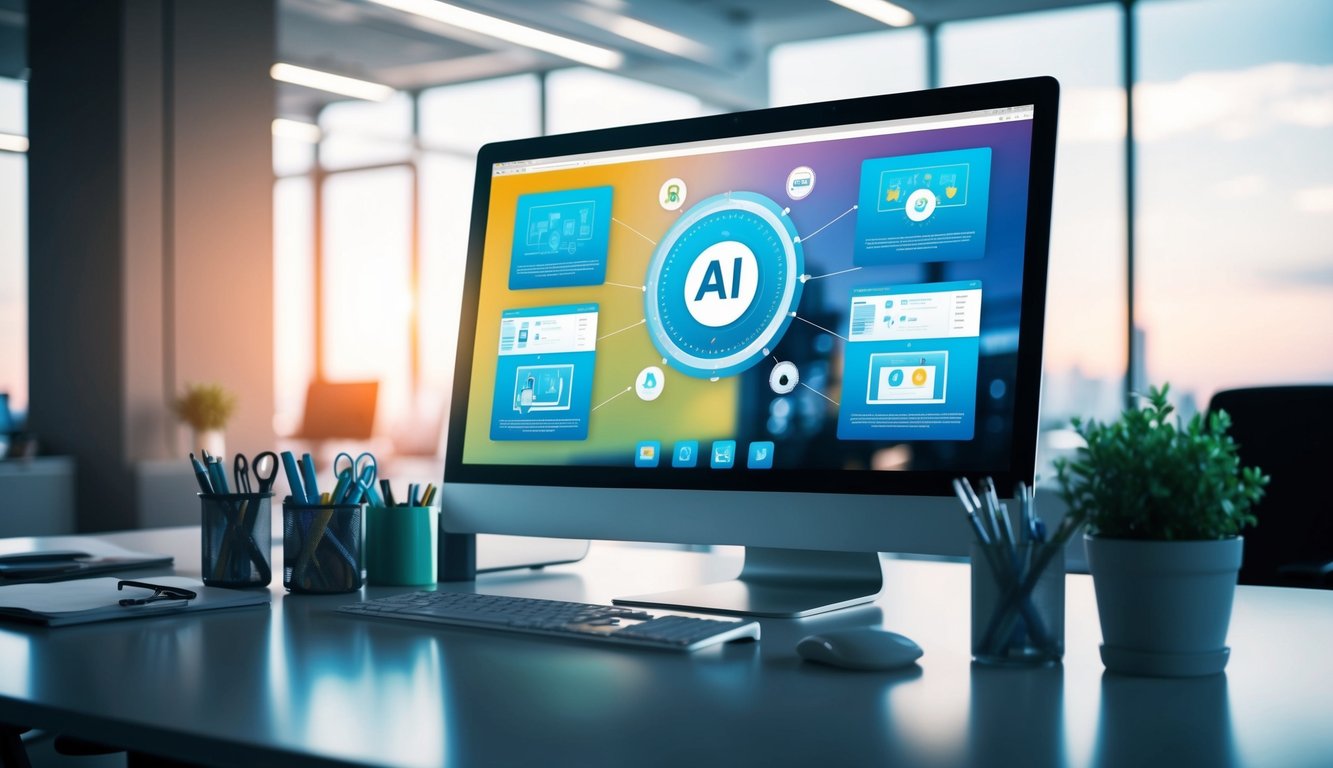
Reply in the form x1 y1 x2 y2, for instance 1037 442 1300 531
644 191 803 379
683 241 758 327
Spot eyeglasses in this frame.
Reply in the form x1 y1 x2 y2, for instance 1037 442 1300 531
117 580 197 606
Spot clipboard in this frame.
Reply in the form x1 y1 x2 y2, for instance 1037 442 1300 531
0 576 268 626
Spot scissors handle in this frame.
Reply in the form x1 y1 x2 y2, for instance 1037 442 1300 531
233 454 253 494
252 451 279 494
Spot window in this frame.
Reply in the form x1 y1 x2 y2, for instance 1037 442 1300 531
939 5 1128 470
273 177 314 434
0 77 26 416
769 28 926 106
545 69 708 134
1136 0 1333 412
322 166 415 430
419 76 542 447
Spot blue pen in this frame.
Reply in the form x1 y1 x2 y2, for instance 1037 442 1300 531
332 468 356 505
207 457 231 495
189 453 214 494
280 451 308 505
299 453 320 502
360 465 384 507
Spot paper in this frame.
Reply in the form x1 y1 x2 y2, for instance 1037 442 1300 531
0 576 269 626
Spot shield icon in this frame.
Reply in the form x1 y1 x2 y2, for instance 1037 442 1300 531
945 186 958 199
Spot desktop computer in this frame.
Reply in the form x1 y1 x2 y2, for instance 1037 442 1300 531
440 76 1059 617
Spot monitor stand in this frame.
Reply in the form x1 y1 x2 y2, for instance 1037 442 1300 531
613 547 884 618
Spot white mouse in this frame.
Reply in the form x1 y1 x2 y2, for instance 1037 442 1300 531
796 627 923 671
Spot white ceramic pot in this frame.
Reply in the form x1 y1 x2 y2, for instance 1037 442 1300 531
193 429 226 458
1084 534 1243 677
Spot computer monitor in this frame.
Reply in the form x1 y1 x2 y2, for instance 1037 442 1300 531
442 77 1059 617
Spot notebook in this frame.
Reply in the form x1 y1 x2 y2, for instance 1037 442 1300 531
0 538 173 584
0 576 269 626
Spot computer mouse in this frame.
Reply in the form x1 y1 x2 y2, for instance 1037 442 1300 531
796 627 923 671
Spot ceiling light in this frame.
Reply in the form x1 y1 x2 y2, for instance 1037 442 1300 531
0 133 27 153
269 63 395 102
366 0 624 70
601 15 708 60
271 118 322 143
828 0 915 28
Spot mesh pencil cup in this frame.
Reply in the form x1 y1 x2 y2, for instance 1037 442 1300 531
200 492 273 588
283 500 365 594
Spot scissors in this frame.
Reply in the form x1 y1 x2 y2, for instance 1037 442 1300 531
234 451 279 495
332 451 381 505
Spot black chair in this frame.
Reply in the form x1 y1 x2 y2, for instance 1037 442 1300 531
1207 386 1333 588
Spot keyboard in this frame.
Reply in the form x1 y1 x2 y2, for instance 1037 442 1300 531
338 591 760 652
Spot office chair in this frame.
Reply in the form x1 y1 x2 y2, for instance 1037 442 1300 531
292 380 378 441
1207 386 1333 588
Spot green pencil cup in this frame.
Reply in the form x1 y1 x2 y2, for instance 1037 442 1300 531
366 506 438 587
283 501 365 594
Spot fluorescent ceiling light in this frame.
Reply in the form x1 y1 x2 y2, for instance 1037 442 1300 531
828 0 915 28
270 63 395 102
271 118 322 143
601 15 708 60
0 133 27 153
366 0 624 70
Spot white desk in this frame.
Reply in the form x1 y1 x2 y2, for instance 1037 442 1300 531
0 527 1330 767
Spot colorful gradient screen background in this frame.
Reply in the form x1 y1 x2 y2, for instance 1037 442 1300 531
461 113 1035 472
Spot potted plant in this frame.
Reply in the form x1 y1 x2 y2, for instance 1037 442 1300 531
1056 384 1267 677
175 382 238 457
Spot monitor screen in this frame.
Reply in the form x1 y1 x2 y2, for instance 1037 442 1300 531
446 78 1055 503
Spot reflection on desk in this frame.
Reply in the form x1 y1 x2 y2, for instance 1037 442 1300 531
0 527 1328 767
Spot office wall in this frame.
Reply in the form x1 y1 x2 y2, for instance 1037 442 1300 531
29 0 275 530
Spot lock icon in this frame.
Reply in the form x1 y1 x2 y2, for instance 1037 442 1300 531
644 372 657 389
665 184 680 204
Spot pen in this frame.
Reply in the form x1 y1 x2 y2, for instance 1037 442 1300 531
380 479 396 507
951 478 992 545
207 457 231 495
360 465 384 506
280 451 307 505
189 453 214 494
330 467 353 506
300 453 321 502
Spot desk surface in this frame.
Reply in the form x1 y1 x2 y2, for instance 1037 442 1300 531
0 528 1330 768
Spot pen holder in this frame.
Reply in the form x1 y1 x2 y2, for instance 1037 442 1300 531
366 506 438 586
971 540 1065 666
283 501 365 594
200 493 273 588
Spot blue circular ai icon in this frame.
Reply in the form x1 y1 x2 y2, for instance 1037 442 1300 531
644 191 804 379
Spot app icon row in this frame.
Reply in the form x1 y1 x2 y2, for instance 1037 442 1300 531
634 440 774 469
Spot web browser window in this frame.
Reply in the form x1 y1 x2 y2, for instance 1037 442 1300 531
460 105 1036 474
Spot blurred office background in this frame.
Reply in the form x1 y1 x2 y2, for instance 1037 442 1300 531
0 0 1330 531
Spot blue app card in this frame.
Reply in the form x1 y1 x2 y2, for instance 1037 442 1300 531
838 338 978 441
673 441 699 468
510 186 613 290
710 441 736 469
854 148 991 265
635 441 661 468
490 304 598 441
747 442 774 469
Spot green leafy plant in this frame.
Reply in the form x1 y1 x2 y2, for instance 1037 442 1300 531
174 383 237 432
1055 383 1268 541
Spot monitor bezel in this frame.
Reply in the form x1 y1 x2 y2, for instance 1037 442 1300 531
445 76 1058 498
